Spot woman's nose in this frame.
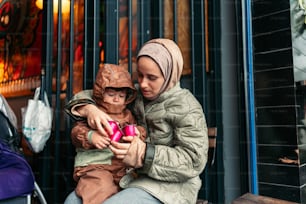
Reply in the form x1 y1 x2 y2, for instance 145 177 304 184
139 78 147 88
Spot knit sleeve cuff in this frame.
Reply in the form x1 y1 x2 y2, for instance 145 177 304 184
87 130 94 144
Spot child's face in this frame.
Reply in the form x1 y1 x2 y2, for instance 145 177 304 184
103 88 127 105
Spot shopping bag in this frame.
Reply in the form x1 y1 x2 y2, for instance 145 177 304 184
22 87 53 153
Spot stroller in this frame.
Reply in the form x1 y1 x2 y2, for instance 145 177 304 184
0 94 47 204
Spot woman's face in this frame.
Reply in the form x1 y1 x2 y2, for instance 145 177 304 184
137 56 165 100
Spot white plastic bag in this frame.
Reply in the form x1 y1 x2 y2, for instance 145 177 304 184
22 87 53 153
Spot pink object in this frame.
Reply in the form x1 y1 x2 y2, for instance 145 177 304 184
108 121 119 132
108 121 123 141
110 130 124 142
123 125 136 136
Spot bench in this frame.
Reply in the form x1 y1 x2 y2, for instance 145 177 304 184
197 127 217 204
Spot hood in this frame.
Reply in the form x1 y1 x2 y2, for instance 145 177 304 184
93 64 137 108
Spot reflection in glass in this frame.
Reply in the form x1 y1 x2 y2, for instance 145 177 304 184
290 0 306 82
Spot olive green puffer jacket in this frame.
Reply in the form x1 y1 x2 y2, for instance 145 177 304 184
121 83 208 204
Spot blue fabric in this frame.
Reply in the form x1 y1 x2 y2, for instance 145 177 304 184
64 191 82 204
0 142 34 200
64 188 162 204
103 188 162 204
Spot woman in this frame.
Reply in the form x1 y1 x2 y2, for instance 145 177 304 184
64 38 208 204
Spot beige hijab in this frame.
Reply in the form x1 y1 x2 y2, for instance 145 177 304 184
137 38 184 97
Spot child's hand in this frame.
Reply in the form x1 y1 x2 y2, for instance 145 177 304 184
91 131 111 149
134 128 140 137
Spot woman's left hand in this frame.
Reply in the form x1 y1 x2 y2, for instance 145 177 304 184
109 136 134 159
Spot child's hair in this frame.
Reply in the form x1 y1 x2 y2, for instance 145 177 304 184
105 87 128 92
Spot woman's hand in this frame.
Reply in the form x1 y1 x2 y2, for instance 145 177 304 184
109 136 134 159
77 104 113 136
110 136 146 168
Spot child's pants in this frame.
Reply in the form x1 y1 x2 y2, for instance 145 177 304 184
74 161 125 204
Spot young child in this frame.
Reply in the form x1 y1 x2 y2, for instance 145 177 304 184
70 64 145 204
